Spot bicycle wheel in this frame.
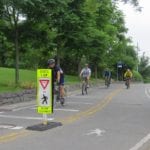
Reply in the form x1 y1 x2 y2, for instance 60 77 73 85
127 80 130 89
125 79 129 89
59 87 67 106
85 82 88 94
64 87 67 98
53 85 60 107
82 82 85 95
107 79 110 88
60 97 65 106
105 78 108 88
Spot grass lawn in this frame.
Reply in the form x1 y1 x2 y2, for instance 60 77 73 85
0 67 80 93
0 67 36 92
0 67 102 93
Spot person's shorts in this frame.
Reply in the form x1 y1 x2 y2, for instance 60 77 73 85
81 77 88 81
58 77 64 86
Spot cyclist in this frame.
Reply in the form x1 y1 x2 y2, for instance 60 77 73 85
124 68 133 87
48 59 65 103
103 68 111 86
80 63 91 88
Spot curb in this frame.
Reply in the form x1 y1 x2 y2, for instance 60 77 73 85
0 81 104 106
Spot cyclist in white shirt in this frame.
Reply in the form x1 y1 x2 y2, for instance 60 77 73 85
80 64 91 87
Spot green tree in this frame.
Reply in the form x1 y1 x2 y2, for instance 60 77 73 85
0 0 28 85
139 53 150 81
62 0 94 73
0 0 142 83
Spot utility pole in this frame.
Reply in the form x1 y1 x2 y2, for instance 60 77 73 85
136 43 140 72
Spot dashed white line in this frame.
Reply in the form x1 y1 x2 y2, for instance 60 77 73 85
68 101 93 105
129 133 150 150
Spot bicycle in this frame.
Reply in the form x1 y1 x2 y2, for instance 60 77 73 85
125 77 130 89
54 85 64 106
81 77 88 95
105 77 110 88
54 85 67 106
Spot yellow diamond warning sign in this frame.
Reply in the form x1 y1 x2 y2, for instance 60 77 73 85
37 69 53 114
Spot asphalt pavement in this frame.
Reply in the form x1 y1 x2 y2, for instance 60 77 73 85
0 82 150 150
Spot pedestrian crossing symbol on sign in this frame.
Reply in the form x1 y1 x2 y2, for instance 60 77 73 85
37 69 53 114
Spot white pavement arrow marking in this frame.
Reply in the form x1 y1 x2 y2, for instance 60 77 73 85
11 126 23 130
0 125 23 130
86 128 105 136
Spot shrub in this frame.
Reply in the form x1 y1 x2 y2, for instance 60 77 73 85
132 70 143 82
143 77 150 83
19 82 36 89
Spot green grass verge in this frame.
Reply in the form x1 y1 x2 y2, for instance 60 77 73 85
0 67 36 93
0 67 80 93
143 77 150 83
0 67 102 93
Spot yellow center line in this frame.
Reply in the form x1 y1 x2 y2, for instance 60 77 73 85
0 87 122 143
58 88 122 124
0 130 30 143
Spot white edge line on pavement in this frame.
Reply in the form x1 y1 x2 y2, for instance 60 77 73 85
30 107 79 112
145 88 150 99
13 105 80 112
12 105 36 111
0 114 54 121
129 133 150 150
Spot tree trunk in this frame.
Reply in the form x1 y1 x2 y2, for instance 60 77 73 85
78 61 81 76
94 65 98 79
15 27 19 85
56 47 60 66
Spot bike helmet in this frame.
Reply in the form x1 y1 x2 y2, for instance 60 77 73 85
47 59 55 65
85 63 88 67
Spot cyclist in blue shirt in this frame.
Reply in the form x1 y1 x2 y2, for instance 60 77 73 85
103 68 111 86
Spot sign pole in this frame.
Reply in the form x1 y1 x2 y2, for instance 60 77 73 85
117 61 123 81
43 114 48 125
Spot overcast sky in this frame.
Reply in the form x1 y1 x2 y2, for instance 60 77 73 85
118 0 150 58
